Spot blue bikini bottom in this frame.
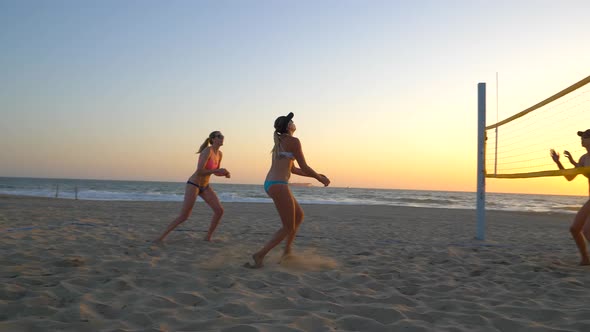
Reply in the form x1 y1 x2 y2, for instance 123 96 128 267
263 180 288 193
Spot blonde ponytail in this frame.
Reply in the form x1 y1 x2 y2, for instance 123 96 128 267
197 137 211 154
271 131 281 159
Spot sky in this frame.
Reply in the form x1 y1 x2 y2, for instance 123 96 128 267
1 0 590 195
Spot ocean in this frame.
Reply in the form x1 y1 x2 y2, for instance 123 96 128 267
0 177 586 214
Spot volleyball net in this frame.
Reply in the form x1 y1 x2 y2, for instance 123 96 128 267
486 75 590 179
476 75 590 240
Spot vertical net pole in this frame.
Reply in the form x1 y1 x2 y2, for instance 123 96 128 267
494 73 498 175
477 83 486 240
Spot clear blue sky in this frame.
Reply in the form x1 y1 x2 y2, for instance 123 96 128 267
1 0 590 194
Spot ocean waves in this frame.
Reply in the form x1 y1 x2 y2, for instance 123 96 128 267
0 177 587 214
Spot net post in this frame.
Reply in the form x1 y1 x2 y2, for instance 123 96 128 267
476 83 486 240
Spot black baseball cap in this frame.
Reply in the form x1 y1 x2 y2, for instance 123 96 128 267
274 112 294 133
577 129 590 138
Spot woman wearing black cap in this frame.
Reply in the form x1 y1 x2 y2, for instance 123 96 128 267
155 131 231 243
550 129 590 265
246 112 330 268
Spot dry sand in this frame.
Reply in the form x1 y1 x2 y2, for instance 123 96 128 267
2 194 590 331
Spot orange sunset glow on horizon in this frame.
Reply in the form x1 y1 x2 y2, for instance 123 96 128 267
1 1 590 197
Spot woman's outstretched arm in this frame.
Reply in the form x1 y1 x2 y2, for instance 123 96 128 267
550 149 577 181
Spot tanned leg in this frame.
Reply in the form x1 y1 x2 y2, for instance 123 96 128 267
199 187 224 241
155 184 198 243
249 185 295 268
283 198 304 258
571 200 590 265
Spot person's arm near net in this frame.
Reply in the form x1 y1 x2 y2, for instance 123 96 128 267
564 150 579 167
550 149 577 181
580 154 590 179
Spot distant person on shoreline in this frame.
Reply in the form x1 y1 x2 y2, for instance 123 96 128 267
550 129 590 265
155 131 230 243
245 112 330 268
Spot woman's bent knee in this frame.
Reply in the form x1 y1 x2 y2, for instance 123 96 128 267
214 207 224 217
295 215 304 226
178 207 193 221
283 225 295 234
295 208 304 223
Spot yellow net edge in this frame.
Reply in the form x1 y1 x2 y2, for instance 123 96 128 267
486 166 590 179
485 75 590 131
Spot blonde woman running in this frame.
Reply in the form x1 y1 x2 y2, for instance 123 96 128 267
155 131 230 243
246 113 330 268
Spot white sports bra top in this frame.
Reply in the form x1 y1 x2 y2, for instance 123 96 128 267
279 151 295 159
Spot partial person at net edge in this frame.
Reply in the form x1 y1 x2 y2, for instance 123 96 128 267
550 129 590 265
246 112 330 268
155 131 231 243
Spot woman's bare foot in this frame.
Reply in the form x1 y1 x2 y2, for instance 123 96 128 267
244 253 264 269
282 247 292 257
253 253 264 267
279 248 293 263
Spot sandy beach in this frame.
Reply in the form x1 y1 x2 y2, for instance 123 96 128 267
2 194 590 331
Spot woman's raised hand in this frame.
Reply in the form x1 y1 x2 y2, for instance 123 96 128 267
550 149 560 163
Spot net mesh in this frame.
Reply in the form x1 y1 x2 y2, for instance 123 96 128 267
485 76 590 178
